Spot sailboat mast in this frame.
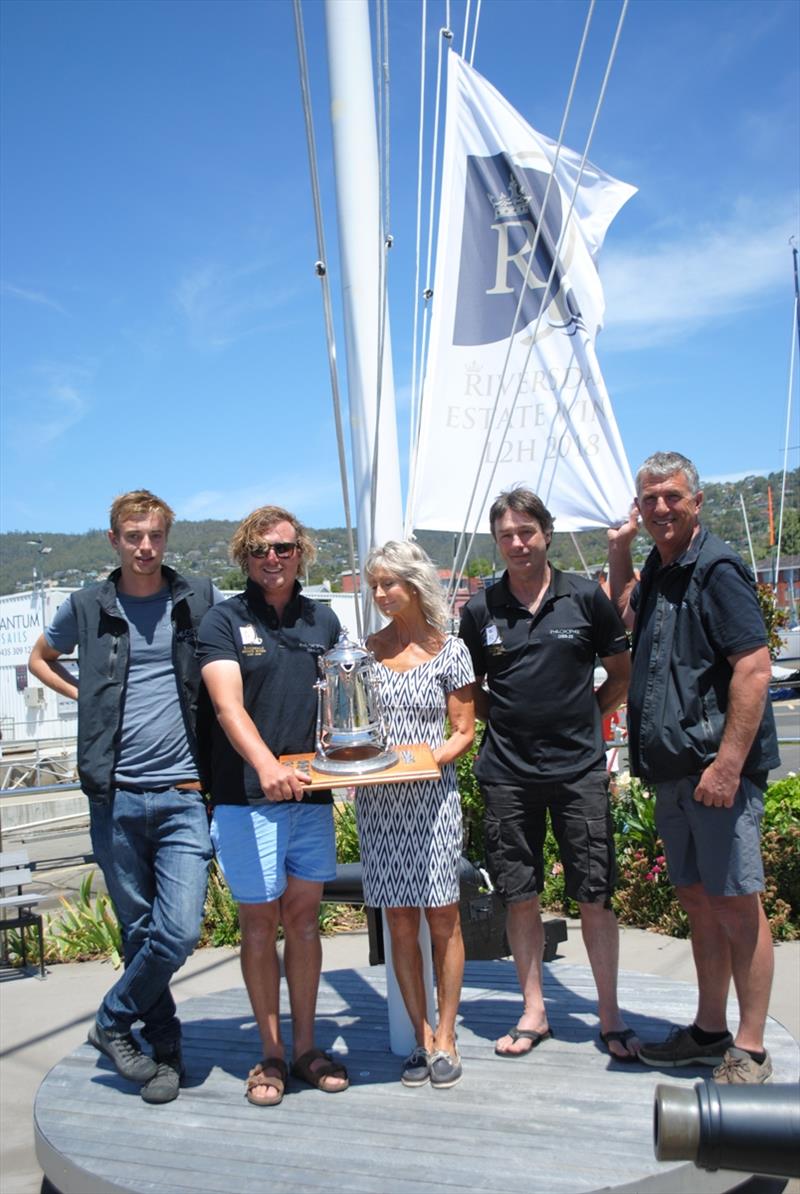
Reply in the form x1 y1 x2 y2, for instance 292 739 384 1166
324 0 403 623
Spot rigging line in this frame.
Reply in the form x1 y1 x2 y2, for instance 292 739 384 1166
292 0 362 640
467 0 630 575
445 0 597 605
408 20 453 532
461 0 471 58
775 290 798 585
469 0 482 65
370 0 393 565
370 0 390 549
407 0 429 532
739 493 758 581
570 532 591 578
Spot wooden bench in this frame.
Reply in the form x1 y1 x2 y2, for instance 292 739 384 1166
0 848 46 978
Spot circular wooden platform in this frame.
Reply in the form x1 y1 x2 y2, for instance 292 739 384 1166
35 961 799 1194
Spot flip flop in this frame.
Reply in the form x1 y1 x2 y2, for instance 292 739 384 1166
494 1027 553 1057
599 1029 640 1063
291 1048 350 1093
245 1057 287 1106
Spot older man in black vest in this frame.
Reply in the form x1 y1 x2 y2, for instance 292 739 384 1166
608 451 780 1084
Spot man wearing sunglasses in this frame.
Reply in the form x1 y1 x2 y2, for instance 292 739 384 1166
197 505 349 1106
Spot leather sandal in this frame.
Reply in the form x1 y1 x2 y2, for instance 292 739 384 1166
245 1057 287 1106
291 1048 349 1093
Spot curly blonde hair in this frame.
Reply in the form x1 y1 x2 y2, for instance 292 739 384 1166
365 540 449 632
229 505 316 570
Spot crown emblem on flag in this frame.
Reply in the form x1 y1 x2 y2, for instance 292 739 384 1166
488 174 532 219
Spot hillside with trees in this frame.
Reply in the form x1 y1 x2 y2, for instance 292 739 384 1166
1 468 797 595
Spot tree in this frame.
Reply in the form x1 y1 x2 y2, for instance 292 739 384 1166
756 584 790 660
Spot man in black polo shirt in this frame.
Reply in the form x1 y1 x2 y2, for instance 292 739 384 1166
197 505 349 1106
460 487 638 1061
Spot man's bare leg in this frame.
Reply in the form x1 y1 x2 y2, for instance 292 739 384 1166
711 891 773 1054
238 900 283 1100
579 900 641 1059
678 883 733 1033
495 896 550 1055
281 875 346 1091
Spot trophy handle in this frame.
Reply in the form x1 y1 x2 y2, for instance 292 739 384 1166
314 678 328 757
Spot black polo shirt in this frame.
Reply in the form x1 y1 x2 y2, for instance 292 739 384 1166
459 568 629 783
196 580 340 806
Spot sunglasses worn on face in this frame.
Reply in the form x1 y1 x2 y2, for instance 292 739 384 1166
249 541 298 559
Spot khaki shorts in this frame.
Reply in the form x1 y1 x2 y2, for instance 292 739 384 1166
481 766 616 906
654 773 766 896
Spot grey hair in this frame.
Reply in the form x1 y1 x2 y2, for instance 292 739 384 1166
365 540 449 632
635 452 700 497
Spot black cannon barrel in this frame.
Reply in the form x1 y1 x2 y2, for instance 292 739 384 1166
654 1080 800 1178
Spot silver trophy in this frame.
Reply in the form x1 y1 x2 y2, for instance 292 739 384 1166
313 631 398 776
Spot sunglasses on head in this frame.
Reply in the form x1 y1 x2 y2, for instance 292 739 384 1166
249 541 298 559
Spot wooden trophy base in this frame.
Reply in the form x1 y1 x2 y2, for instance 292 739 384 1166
279 743 440 790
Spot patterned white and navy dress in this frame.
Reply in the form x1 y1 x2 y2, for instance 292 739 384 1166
356 636 474 908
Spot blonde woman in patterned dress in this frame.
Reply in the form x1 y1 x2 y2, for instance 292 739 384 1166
359 541 475 1089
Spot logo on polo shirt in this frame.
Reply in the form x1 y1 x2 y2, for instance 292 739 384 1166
482 624 507 656
239 624 263 646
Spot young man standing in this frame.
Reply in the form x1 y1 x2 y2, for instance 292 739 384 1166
28 490 215 1104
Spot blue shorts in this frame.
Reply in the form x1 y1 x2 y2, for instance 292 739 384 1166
210 802 336 904
654 774 766 897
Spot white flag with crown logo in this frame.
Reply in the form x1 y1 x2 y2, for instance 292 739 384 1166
406 51 637 535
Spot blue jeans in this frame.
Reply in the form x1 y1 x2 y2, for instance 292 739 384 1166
89 786 212 1046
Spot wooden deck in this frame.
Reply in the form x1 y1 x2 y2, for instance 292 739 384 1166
35 960 800 1194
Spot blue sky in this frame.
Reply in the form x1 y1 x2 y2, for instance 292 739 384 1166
1 0 798 535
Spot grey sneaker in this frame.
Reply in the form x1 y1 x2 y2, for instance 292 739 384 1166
140 1046 185 1104
429 1047 463 1089
88 1022 158 1083
401 1047 431 1087
712 1046 773 1085
638 1025 733 1068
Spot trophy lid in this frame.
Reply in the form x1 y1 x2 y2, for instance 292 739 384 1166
320 629 371 669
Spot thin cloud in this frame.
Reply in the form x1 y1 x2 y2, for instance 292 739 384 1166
38 380 90 444
8 363 93 447
601 205 797 349
703 469 773 484
174 260 303 350
2 282 66 314
179 477 345 526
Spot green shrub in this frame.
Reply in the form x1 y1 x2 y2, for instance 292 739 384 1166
609 772 798 940
6 871 122 968
198 859 241 947
333 798 361 863
457 724 486 866
456 753 800 940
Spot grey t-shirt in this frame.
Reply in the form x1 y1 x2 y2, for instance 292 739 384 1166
46 588 196 787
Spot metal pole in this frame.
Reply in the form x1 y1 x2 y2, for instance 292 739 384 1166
324 0 403 631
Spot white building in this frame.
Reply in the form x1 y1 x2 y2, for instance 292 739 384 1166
0 588 77 746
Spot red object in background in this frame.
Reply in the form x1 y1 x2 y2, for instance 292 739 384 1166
602 707 627 744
